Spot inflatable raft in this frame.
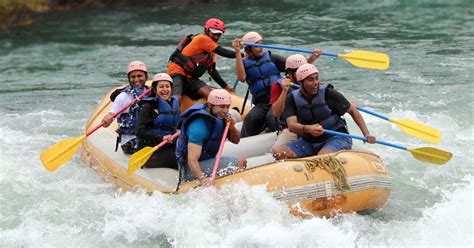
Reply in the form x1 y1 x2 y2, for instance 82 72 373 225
80 85 391 218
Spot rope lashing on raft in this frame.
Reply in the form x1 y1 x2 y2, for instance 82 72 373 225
287 155 350 191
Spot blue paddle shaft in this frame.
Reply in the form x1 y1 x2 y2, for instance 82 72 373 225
323 129 407 151
243 42 338 58
356 107 389 121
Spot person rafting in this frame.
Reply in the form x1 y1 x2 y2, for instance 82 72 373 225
135 73 180 169
270 53 321 148
272 63 376 159
168 17 237 100
175 89 246 186
102 60 149 154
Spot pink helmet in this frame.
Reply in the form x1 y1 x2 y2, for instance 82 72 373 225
152 73 173 84
207 89 231 105
204 18 225 33
296 63 319 82
127 61 147 74
285 54 307 70
242 31 262 45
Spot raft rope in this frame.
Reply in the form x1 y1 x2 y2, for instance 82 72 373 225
288 155 350 191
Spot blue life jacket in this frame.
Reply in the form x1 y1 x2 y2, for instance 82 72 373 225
140 95 180 137
116 86 145 135
176 103 225 165
243 50 281 104
292 83 347 142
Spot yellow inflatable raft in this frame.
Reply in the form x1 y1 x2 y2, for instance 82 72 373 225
80 85 391 218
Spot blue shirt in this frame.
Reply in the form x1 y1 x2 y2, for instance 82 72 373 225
187 116 212 146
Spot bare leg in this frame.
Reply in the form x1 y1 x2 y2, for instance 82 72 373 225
318 147 334 155
197 85 212 99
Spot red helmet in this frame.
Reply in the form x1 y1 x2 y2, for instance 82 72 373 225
204 18 225 33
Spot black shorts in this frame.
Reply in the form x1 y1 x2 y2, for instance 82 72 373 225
171 74 208 100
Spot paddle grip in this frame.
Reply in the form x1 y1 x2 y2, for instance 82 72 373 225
323 129 407 151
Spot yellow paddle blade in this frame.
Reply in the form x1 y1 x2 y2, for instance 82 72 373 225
339 50 390 70
127 146 157 175
391 119 441 144
40 135 86 172
407 147 452 165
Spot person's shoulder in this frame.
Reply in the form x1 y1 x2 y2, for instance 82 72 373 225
193 34 213 43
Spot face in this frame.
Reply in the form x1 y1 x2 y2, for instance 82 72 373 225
250 40 264 57
128 70 147 89
302 73 320 95
210 104 230 119
155 81 172 100
286 69 297 82
208 31 222 42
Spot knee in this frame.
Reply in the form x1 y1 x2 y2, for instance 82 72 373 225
271 146 286 160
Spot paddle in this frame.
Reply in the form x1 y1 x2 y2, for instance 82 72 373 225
211 120 232 180
356 107 441 144
323 129 452 165
243 43 390 70
127 131 181 175
40 87 152 172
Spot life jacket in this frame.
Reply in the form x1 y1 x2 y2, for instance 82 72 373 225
169 34 214 78
175 103 225 165
243 50 281 104
139 95 181 137
115 86 145 136
292 83 348 143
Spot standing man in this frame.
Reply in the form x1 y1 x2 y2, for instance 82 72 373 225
176 89 246 186
102 61 149 154
272 63 376 159
168 18 237 100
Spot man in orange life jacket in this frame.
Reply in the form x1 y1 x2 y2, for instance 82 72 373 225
168 18 237 100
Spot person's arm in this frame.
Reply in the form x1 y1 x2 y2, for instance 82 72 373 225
346 103 376 143
208 64 234 92
271 78 291 117
270 53 287 72
226 116 240 144
213 46 236 58
325 86 375 143
135 102 164 144
307 48 322 64
232 38 246 82
102 93 126 127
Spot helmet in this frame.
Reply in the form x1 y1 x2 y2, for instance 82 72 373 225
242 31 262 45
296 63 319 82
152 73 173 84
127 61 147 74
207 89 231 105
204 18 225 33
285 54 307 70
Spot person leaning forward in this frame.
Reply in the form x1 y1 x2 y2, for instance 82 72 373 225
175 89 246 186
272 63 376 160
168 18 237 100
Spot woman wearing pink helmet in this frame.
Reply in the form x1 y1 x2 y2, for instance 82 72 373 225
135 73 180 169
270 53 321 148
102 60 149 154
272 63 376 160
175 89 246 186
168 18 238 101
232 32 321 138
